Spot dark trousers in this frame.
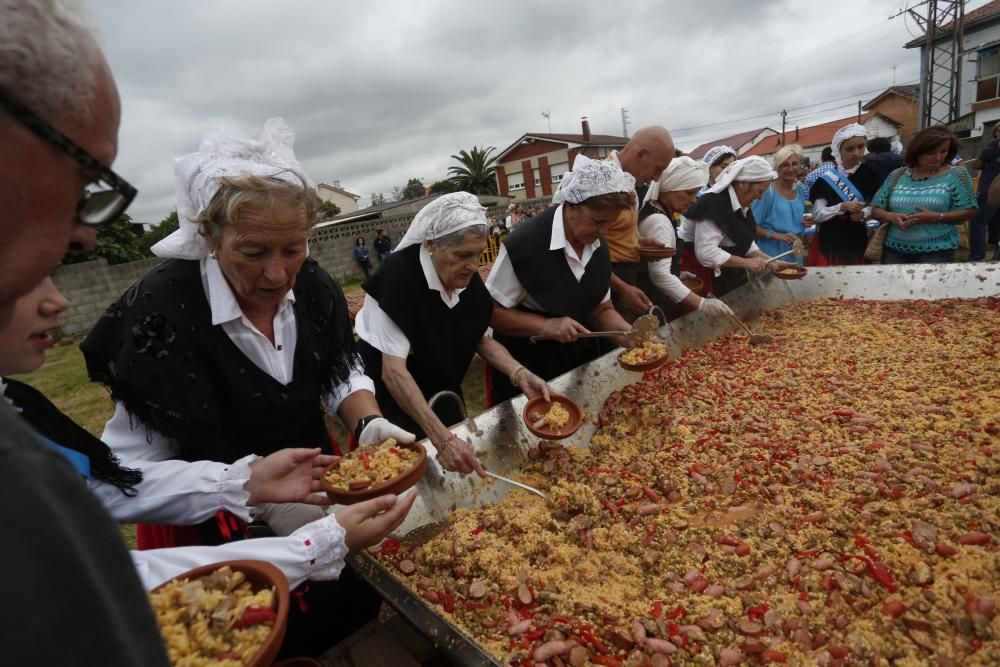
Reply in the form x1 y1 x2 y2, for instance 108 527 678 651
882 247 955 264
610 261 641 322
969 198 998 260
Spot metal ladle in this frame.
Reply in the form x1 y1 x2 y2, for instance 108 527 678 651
529 313 660 344
726 312 774 347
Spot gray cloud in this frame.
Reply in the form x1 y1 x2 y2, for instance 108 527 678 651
83 0 963 222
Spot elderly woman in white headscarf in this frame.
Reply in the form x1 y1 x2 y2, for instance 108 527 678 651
688 156 794 297
486 155 637 404
80 119 418 654
806 123 881 265
637 156 734 319
356 192 550 477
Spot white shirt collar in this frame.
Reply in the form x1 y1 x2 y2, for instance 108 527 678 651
550 205 601 262
727 186 749 215
418 244 464 309
203 257 295 326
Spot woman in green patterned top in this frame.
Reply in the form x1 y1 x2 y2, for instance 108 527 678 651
871 126 978 264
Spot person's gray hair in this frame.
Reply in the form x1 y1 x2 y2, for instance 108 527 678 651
196 173 322 244
0 0 101 123
431 224 488 249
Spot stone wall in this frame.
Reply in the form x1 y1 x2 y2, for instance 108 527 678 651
51 203 513 336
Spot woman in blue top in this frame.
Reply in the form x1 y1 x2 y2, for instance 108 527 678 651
871 126 978 264
752 144 811 265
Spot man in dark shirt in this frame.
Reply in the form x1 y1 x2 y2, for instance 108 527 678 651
864 137 904 189
373 228 392 261
0 1 170 663
970 124 1000 261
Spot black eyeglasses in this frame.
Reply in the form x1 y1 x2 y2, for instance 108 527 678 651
0 88 136 225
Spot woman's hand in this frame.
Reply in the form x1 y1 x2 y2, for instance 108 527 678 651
435 434 486 477
802 214 815 228
697 297 733 318
841 200 866 215
516 369 552 402
539 316 589 343
775 232 798 244
743 256 771 273
617 283 653 314
244 448 338 506
337 491 418 551
883 211 909 228
904 207 941 226
358 417 416 446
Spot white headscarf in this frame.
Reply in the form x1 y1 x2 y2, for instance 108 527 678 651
702 145 738 167
395 192 488 251
831 123 868 172
551 155 635 205
152 117 315 259
706 156 776 195
643 156 708 205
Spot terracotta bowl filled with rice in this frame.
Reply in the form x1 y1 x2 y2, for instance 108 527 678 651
149 560 289 667
321 438 427 504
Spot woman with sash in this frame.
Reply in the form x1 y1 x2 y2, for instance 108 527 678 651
636 155 734 320
356 192 551 477
688 156 793 297
486 156 637 404
806 123 883 265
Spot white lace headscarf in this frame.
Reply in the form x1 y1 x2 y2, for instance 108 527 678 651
707 156 776 195
152 117 315 259
395 192 488 251
702 145 738 167
831 123 868 173
551 155 635 205
643 156 708 205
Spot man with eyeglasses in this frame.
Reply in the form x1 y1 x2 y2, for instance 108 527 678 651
0 1 169 663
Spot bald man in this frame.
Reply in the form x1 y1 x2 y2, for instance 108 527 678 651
604 126 675 319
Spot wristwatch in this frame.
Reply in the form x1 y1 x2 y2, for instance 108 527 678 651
354 414 381 443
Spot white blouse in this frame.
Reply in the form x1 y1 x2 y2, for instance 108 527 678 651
693 188 761 276
485 205 611 311
637 211 692 303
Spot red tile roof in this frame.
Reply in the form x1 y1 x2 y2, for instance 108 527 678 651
905 0 1000 48
687 128 774 160
742 113 897 157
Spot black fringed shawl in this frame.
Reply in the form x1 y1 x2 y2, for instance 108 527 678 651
81 258 357 464
2 378 142 494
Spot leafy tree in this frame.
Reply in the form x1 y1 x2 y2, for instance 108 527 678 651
62 213 146 265
137 210 179 256
370 192 387 206
400 177 426 200
390 186 404 202
448 145 498 195
320 200 341 219
428 179 459 194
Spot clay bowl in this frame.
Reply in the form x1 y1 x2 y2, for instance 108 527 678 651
523 394 583 440
638 243 677 261
151 560 289 667
618 345 670 372
321 441 427 504
681 276 705 296
774 266 808 280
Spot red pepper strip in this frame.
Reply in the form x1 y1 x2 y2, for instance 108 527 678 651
651 599 663 619
760 650 788 663
470 524 485 536
359 452 371 470
516 606 534 620
523 629 545 641
547 615 572 627
389 446 405 458
578 629 609 654
591 657 623 667
380 539 400 556
666 605 686 620
747 604 769 622
233 606 277 629
443 592 455 613
867 560 896 592
464 601 487 610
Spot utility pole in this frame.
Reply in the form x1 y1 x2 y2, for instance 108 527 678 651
780 110 787 146
541 110 551 133
901 0 965 129
858 100 862 123
621 107 631 138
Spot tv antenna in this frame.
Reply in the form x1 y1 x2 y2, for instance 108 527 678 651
541 110 551 133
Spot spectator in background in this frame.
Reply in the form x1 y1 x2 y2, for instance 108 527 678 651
489 218 503 236
753 144 809 265
354 235 373 278
803 145 837 192
373 228 391 261
865 136 905 188
969 123 1000 261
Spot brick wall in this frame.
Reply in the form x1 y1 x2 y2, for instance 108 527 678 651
51 204 513 336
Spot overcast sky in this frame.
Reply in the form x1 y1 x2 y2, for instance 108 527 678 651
83 0 984 223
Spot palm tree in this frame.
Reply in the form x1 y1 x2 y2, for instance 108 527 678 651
448 145 498 195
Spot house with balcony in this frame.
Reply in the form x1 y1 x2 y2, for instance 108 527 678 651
493 119 628 201
905 0 1000 136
